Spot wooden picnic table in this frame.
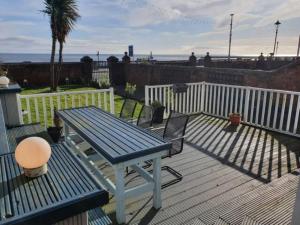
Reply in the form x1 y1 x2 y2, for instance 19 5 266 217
58 106 172 224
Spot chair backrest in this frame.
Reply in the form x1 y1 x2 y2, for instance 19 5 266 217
120 99 137 120
137 105 154 128
163 111 189 157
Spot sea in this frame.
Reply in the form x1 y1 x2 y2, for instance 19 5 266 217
0 53 192 63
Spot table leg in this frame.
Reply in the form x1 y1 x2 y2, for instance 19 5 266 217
115 166 125 224
153 157 162 209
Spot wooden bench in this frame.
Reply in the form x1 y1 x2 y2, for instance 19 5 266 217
0 99 111 225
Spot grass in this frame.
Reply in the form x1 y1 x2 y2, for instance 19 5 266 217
20 85 142 127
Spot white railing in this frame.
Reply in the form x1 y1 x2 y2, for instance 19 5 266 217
145 82 300 137
145 83 204 118
17 88 115 128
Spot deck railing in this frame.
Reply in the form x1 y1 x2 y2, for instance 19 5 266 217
145 82 300 137
17 88 115 128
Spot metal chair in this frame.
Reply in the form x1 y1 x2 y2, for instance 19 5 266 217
149 111 189 188
119 99 137 121
136 105 154 128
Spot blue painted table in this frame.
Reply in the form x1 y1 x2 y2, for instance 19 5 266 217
58 106 172 224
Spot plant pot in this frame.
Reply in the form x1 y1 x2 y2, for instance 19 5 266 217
152 106 165 124
47 127 62 143
229 113 241 126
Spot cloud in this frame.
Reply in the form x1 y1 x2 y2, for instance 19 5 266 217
0 0 299 55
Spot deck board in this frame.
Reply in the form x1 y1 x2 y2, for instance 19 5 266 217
100 114 300 225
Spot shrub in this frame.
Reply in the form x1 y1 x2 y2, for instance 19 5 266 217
125 82 136 97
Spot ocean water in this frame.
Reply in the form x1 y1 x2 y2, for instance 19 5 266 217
0 53 190 63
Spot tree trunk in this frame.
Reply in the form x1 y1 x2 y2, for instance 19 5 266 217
50 36 56 92
56 41 63 89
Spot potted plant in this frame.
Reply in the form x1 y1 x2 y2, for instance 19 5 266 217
229 113 241 126
151 101 165 124
47 109 63 143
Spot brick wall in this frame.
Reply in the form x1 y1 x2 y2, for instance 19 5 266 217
111 60 300 91
4 62 92 87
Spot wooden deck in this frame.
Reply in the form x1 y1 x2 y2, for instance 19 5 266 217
101 113 300 225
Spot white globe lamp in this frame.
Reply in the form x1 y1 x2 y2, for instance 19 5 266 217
0 76 9 88
15 137 52 178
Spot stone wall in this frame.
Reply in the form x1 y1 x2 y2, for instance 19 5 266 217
112 60 300 91
3 62 93 87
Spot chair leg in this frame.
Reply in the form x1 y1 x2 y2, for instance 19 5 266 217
125 163 183 189
161 166 183 189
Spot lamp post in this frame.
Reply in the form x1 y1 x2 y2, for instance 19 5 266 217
273 20 281 56
228 13 234 61
297 35 300 58
97 51 100 67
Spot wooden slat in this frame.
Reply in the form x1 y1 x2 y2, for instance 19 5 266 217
58 107 171 164
0 144 109 225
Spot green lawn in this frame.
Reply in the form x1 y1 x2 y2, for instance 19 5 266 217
20 85 142 127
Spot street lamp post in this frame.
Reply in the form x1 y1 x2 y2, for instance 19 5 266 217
297 35 300 58
228 13 234 61
273 20 281 56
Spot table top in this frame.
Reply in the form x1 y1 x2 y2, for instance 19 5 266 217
0 143 109 225
0 84 21 94
58 106 172 164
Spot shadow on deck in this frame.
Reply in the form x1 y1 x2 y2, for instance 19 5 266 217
185 113 300 183
103 113 300 225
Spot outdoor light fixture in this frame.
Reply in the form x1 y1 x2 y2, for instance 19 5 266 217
0 76 10 88
15 137 52 178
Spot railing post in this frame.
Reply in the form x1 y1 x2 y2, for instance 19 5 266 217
145 85 149 106
109 87 115 114
200 82 205 112
16 94 24 125
244 87 250 122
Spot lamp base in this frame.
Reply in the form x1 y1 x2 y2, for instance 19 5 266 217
23 164 48 178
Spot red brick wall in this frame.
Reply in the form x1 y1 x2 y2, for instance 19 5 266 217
4 62 92 87
114 61 300 91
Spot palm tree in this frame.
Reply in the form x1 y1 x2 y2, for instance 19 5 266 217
42 0 58 91
56 0 80 88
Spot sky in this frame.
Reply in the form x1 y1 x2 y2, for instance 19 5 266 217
0 0 299 56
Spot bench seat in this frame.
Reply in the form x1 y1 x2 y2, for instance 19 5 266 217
88 207 112 225
7 123 53 151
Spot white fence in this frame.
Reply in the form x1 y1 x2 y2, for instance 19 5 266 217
92 68 110 83
145 82 300 137
17 88 114 128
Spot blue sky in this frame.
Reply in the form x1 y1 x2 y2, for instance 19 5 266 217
0 0 299 55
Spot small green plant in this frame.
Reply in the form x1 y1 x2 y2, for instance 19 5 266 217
125 82 136 96
100 80 110 89
151 100 163 109
0 65 7 76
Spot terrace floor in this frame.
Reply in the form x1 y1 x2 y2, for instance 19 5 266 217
101 113 300 225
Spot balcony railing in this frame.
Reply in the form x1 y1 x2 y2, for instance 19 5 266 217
145 82 300 137
17 88 115 128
